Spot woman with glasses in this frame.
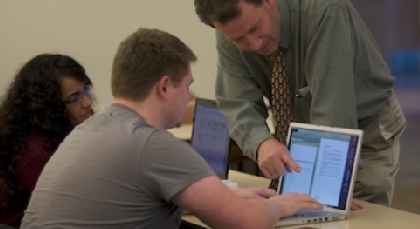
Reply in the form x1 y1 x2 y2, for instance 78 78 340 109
0 54 94 228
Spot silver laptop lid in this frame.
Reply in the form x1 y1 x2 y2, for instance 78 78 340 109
278 122 363 211
190 98 230 179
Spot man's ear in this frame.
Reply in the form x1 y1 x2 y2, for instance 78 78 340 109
157 75 170 99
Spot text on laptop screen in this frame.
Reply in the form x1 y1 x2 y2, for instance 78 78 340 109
191 104 230 177
279 127 360 210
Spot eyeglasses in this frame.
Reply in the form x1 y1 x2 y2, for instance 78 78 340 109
63 84 93 104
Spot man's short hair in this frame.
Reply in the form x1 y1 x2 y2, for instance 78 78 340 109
111 28 197 101
194 0 263 28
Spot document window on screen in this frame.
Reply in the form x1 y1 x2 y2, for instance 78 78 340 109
191 104 230 177
280 128 359 210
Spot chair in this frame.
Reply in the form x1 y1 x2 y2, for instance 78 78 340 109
390 49 420 87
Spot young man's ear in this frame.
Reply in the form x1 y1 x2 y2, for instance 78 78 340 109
157 76 170 99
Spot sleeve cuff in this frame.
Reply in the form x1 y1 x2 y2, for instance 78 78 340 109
247 130 275 162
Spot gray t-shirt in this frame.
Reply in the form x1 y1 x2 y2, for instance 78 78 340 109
21 104 215 229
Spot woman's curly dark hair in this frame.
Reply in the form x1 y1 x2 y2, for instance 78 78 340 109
0 54 92 207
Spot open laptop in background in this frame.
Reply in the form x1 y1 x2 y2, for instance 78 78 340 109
276 122 364 227
190 98 231 180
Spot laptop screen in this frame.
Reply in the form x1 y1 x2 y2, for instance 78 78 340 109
190 100 230 179
279 126 360 210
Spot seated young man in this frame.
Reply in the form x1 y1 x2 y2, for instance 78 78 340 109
21 27 322 229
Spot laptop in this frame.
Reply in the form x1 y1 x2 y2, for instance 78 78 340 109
276 122 364 227
190 98 231 180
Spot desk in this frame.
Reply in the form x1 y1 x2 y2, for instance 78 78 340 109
183 170 420 228
167 123 195 141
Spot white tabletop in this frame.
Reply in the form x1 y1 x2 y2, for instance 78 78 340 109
183 170 420 228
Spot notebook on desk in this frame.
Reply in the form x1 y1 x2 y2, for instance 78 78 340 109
276 122 364 227
190 98 231 180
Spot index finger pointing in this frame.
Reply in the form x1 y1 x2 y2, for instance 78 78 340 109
281 152 300 172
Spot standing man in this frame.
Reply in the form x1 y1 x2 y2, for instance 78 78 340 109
194 0 406 207
21 27 322 229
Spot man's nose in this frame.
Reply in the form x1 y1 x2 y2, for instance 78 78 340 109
247 36 263 51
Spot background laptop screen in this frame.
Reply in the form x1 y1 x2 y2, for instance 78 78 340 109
191 102 230 178
279 127 360 210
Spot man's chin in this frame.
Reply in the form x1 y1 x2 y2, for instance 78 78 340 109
258 46 278 56
167 122 182 129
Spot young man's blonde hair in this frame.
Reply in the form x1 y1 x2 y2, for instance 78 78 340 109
111 28 197 101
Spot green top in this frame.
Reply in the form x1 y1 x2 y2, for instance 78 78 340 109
215 0 394 161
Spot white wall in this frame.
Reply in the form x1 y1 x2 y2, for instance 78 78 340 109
0 0 218 107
